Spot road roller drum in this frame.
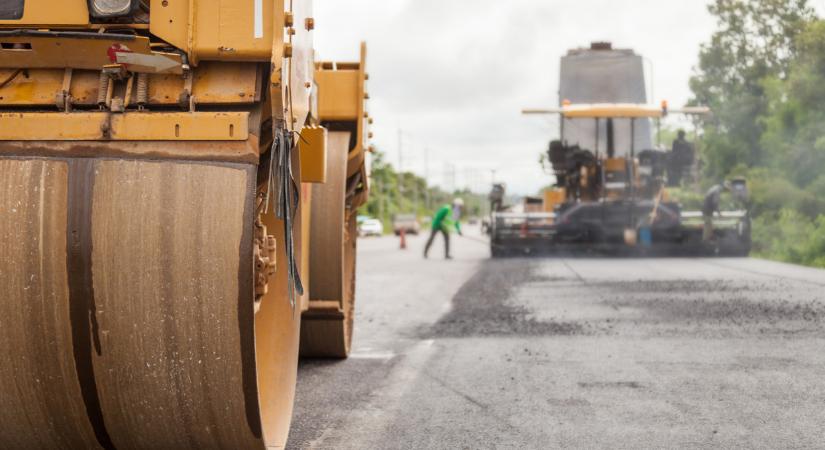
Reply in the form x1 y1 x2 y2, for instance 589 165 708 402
0 0 366 448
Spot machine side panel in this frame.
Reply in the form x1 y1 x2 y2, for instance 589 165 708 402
0 0 88 26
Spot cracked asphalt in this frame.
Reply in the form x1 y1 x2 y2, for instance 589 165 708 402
287 229 825 449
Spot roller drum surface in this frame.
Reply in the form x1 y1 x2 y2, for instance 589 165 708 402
302 132 357 358
0 155 302 449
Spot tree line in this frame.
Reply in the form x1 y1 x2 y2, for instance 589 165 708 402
691 0 825 267
360 151 489 231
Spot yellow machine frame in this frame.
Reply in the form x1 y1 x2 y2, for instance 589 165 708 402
315 42 371 192
0 0 315 143
0 2 341 449
299 43 371 358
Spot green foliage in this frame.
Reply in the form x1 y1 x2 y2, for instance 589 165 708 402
360 150 488 232
656 125 682 150
753 210 825 268
690 0 815 175
691 1 825 267
760 20 825 188
667 187 704 210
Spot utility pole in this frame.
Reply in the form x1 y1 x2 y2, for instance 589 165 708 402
444 162 454 193
413 175 419 215
377 177 384 223
451 164 456 193
424 147 430 212
397 128 403 174
397 128 404 213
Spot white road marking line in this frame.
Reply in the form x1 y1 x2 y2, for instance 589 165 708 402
310 340 438 448
348 351 396 360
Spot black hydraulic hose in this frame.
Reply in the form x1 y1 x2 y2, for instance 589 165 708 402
606 118 615 158
268 129 304 309
0 69 22 90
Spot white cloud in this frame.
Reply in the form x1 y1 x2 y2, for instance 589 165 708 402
314 0 822 195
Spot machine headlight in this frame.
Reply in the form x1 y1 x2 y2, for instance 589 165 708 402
88 0 139 18
0 0 25 20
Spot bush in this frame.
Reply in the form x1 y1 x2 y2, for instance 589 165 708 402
753 209 825 268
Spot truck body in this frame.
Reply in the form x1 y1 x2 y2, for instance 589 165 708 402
392 213 421 235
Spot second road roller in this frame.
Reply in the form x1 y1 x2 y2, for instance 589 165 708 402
0 1 371 448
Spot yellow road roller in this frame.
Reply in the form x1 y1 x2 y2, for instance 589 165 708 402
301 43 370 358
0 1 369 448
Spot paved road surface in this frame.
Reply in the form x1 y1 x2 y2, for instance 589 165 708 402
287 229 825 449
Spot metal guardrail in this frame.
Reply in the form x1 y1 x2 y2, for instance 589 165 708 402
681 210 748 219
492 212 556 220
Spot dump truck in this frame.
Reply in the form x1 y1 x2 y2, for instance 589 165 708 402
494 43 751 257
0 2 369 448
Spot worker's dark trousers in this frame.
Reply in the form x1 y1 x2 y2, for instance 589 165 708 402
424 228 450 258
668 165 684 186
703 215 714 242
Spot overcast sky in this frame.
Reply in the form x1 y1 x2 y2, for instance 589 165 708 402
314 0 825 196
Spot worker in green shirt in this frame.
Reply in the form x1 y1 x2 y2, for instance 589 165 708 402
424 198 464 259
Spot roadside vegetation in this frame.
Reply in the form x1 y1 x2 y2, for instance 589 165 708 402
690 0 825 267
360 151 488 232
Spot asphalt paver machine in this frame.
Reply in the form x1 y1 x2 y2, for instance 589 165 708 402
491 43 750 257
493 102 750 257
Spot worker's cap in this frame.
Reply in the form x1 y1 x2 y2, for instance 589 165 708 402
453 198 465 206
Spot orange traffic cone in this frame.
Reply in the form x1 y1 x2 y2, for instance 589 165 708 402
399 228 407 250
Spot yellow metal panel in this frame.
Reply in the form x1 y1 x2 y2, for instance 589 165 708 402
145 62 259 105
111 112 249 140
0 70 101 106
0 34 183 74
0 64 258 107
191 62 259 103
605 158 627 172
563 104 663 119
356 43 368 160
188 0 277 63
0 112 103 140
299 126 328 183
526 104 710 118
543 189 565 213
152 0 278 63
149 0 189 52
0 69 63 105
316 43 368 171
0 0 88 26
316 71 359 121
0 112 249 141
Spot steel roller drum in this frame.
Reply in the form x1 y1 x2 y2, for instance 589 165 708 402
0 154 301 449
301 132 357 358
